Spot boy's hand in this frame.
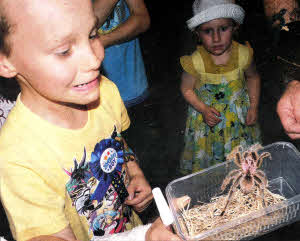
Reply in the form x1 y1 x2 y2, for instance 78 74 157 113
246 107 258 126
125 174 153 212
145 218 181 241
202 106 221 127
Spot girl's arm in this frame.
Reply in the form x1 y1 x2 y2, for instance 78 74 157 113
180 71 207 113
181 71 221 127
245 59 261 125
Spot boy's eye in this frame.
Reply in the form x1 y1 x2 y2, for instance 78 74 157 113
56 49 70 56
89 29 99 40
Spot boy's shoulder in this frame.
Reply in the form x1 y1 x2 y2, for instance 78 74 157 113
99 75 119 97
97 75 123 108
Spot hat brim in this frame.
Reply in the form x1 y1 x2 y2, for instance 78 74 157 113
187 4 245 30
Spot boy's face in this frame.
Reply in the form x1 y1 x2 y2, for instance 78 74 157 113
4 0 104 107
196 18 236 56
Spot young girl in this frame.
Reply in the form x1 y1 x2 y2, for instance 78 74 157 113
179 0 262 174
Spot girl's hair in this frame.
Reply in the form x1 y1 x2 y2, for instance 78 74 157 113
0 15 11 56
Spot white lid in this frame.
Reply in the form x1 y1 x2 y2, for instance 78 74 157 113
152 187 174 226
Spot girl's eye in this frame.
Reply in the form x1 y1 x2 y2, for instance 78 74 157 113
220 26 228 32
203 29 212 34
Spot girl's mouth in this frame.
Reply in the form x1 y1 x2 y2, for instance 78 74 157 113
213 45 223 50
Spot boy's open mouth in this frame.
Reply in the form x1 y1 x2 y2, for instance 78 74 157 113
76 82 89 87
75 78 98 88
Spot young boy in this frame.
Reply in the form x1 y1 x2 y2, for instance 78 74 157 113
0 0 180 241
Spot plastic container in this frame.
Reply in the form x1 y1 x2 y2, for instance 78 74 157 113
166 142 300 240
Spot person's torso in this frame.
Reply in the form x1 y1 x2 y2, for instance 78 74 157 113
0 77 139 240
192 41 252 124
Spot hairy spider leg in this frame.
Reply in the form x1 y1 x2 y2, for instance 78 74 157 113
249 143 263 152
257 152 272 168
221 169 241 191
226 145 243 162
254 175 267 208
255 169 268 187
234 152 243 168
242 150 250 161
251 151 258 162
221 173 243 216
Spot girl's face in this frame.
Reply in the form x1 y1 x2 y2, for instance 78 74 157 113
5 0 104 109
196 18 236 56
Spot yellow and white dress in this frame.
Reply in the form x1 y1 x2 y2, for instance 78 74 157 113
179 41 261 175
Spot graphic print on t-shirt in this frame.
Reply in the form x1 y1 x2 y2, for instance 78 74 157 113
65 127 132 237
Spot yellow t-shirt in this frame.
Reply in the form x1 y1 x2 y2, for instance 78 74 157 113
0 76 141 241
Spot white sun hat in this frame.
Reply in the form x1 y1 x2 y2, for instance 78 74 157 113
187 0 245 30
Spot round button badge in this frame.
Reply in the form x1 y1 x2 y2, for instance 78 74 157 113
100 148 118 173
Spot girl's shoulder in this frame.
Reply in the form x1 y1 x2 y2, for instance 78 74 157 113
179 47 203 77
235 41 254 70
236 41 253 55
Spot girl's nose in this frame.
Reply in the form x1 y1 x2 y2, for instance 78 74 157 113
213 30 221 43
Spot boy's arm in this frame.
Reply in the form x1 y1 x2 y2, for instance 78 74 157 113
0 162 71 241
124 156 153 213
245 59 261 125
94 0 150 48
121 138 153 213
51 226 77 241
28 226 78 241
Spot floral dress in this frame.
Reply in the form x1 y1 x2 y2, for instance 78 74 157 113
179 41 261 175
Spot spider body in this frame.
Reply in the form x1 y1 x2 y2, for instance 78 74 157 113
220 144 271 216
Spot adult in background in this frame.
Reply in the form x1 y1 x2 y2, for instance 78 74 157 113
262 0 300 140
263 0 299 46
275 22 300 140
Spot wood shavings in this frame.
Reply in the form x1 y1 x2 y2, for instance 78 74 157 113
178 187 286 239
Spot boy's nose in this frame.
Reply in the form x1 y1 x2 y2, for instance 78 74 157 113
82 43 103 71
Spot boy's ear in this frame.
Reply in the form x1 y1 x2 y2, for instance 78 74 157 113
0 54 17 78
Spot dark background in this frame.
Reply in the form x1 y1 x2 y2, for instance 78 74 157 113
1 0 300 240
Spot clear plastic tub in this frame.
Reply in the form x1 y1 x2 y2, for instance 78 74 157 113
166 142 300 240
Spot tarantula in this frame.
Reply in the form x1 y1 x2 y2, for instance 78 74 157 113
220 144 272 216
